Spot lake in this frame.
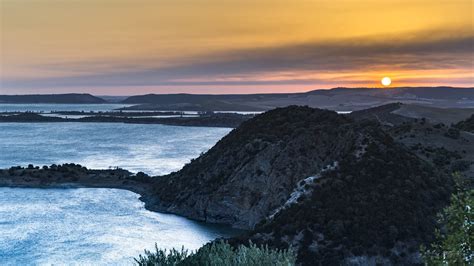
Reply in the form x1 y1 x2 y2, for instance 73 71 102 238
0 104 235 265
0 187 238 265
0 122 231 175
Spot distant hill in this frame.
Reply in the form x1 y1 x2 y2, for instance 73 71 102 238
308 86 474 100
97 95 129 103
0 94 106 104
2 87 471 108
121 87 474 111
120 93 286 111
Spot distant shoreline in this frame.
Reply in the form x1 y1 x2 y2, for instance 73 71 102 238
2 87 473 111
0 112 253 128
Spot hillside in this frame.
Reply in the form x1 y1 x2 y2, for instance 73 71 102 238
121 87 474 111
149 107 356 228
351 103 474 177
120 93 278 111
235 126 451 264
0 94 106 104
145 104 474 264
391 104 474 125
455 114 474 133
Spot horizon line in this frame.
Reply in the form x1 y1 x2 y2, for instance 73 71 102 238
1 85 474 97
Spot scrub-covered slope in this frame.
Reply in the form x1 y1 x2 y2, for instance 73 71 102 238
150 106 357 229
148 105 453 264
237 123 451 264
455 114 474 133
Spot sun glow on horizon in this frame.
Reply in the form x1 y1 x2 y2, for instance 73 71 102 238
381 77 392 87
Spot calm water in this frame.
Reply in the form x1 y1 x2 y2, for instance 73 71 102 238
0 188 237 265
0 103 263 114
0 104 235 265
0 122 231 175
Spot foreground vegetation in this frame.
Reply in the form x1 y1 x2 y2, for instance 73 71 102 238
421 174 473 265
135 241 296 266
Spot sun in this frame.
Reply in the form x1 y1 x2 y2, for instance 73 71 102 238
381 77 392 87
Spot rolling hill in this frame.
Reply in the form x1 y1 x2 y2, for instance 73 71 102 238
0 94 106 104
121 87 474 111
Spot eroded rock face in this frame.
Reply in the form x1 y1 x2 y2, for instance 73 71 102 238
150 107 365 229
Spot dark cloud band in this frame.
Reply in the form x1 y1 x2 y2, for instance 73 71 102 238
2 30 473 88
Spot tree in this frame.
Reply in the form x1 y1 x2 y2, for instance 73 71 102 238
421 173 473 265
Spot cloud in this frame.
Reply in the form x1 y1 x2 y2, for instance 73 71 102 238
2 29 473 89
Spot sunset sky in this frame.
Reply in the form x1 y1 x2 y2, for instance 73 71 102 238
1 0 473 95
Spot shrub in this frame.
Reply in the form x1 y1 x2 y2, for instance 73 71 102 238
135 246 190 266
421 173 473 265
135 241 296 266
136 172 150 180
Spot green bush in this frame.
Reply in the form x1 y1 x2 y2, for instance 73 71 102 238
421 174 473 265
135 241 296 266
135 246 190 266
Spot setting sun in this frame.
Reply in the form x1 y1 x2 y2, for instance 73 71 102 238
381 77 392 87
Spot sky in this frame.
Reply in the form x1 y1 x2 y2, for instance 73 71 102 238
1 0 473 95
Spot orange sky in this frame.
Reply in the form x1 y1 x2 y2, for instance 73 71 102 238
1 0 473 95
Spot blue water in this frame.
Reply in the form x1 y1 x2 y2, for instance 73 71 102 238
0 122 231 175
0 105 235 265
0 188 237 265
